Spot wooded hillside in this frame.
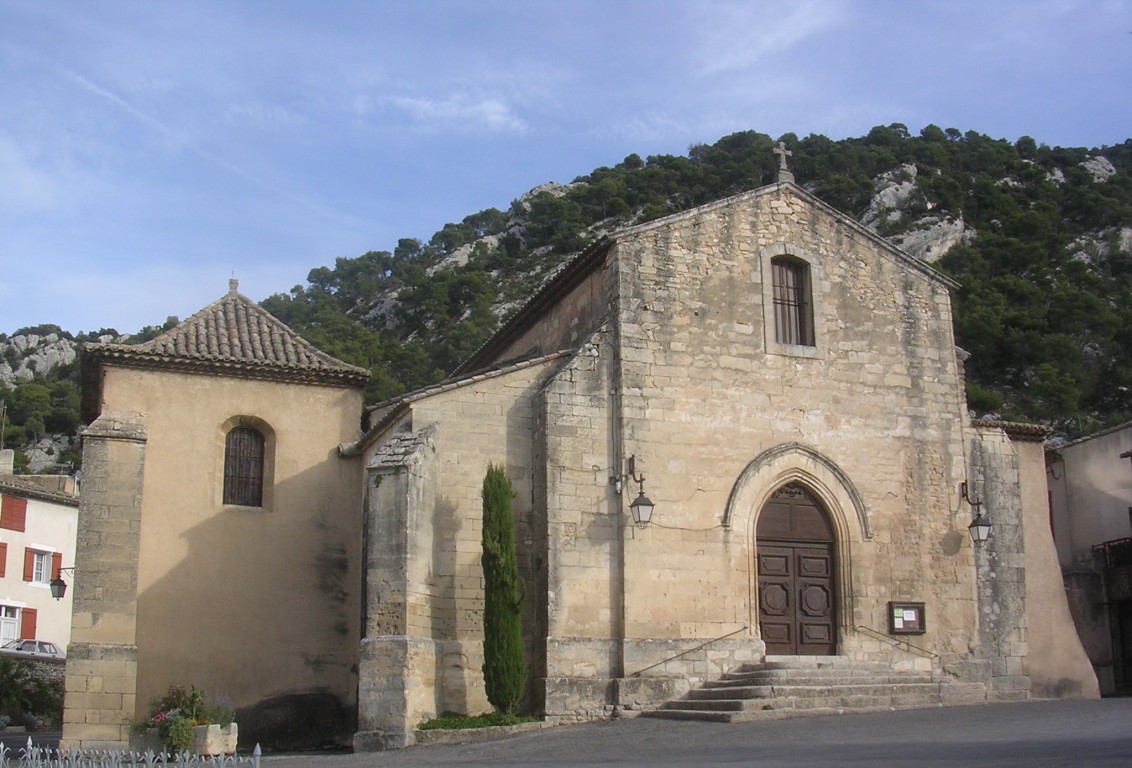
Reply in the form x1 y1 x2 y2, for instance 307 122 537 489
3 124 1131 472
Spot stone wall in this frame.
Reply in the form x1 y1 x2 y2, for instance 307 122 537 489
540 330 618 720
61 412 146 750
530 183 983 717
493 264 611 364
609 184 975 658
356 358 563 748
355 182 1098 734
969 426 1030 699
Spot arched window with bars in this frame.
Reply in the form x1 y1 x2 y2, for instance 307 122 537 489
223 425 265 507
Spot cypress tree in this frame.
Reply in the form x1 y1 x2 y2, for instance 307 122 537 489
480 463 526 714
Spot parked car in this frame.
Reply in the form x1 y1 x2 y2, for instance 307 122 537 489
0 639 64 659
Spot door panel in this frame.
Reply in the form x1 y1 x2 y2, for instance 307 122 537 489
757 484 837 655
758 545 794 650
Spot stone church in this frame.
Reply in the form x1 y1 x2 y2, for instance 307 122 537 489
62 161 1096 751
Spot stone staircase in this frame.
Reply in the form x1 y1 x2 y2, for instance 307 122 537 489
643 656 987 723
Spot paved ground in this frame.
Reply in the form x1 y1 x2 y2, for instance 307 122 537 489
269 699 1132 768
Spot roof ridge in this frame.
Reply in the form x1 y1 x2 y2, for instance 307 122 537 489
87 283 368 383
0 474 80 507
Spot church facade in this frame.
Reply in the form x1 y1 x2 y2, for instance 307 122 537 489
62 174 1097 752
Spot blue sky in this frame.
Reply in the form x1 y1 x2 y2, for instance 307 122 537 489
1 0 1130 335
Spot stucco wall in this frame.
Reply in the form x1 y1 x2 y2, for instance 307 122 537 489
1045 422 1132 694
100 366 364 744
1015 438 1099 698
0 492 78 648
1048 423 1132 567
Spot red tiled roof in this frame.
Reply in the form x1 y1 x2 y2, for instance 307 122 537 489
81 281 368 421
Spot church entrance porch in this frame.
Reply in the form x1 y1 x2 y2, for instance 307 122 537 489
756 484 837 655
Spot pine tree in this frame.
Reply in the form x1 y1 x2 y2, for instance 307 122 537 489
480 463 526 714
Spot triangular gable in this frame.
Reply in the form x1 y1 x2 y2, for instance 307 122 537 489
454 181 959 376
344 350 573 457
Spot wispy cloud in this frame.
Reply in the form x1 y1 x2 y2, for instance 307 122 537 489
225 101 298 130
385 93 529 134
58 68 360 227
692 0 846 76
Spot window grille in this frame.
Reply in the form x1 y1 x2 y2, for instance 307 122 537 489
772 257 814 346
223 427 264 507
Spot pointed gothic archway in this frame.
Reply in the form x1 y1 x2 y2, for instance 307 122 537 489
756 483 837 655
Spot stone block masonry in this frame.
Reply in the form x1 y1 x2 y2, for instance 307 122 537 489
60 412 146 751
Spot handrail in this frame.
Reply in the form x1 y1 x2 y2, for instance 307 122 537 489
630 626 748 677
856 625 939 660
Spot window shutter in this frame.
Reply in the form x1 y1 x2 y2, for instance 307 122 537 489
1 496 27 532
19 607 37 639
52 551 62 580
23 548 35 582
0 542 6 577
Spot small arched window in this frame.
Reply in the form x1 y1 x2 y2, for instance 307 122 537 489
771 256 814 347
223 426 265 506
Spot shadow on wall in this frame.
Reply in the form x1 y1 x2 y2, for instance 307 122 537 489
235 692 350 751
432 495 471 717
133 449 362 750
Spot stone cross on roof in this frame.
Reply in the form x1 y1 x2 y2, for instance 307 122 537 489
774 141 795 184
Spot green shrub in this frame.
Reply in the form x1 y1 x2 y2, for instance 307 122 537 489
481 464 526 714
0 656 63 726
162 715 195 753
418 711 539 730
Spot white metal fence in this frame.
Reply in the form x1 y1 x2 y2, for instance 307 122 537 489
0 740 262 768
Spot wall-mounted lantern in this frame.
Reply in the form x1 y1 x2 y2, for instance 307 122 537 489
961 481 991 544
50 566 75 600
613 455 655 528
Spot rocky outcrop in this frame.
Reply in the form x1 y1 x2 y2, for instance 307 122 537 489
861 164 923 229
889 216 973 264
0 333 78 386
858 165 972 263
426 234 502 275
1081 156 1116 183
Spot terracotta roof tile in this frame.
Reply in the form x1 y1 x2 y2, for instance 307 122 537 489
83 280 369 389
0 474 80 507
971 419 1053 442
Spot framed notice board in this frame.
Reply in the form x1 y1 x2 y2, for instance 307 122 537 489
888 602 926 635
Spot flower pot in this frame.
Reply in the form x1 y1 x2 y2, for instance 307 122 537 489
131 728 165 754
192 722 238 756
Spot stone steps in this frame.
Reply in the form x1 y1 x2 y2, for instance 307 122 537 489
687 682 943 701
644 656 987 723
704 673 934 689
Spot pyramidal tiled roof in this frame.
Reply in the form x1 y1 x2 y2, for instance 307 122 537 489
83 280 370 388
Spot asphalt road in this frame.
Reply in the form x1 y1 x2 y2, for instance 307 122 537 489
0 730 59 755
269 699 1132 768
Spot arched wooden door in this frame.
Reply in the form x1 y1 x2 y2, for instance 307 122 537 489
757 483 837 655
